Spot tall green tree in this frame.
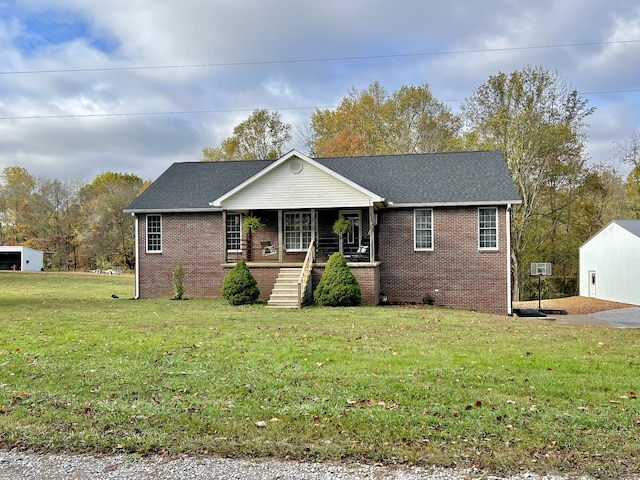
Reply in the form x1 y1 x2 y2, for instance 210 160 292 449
0 167 82 269
519 162 625 299
77 172 144 270
0 166 37 244
625 165 640 219
25 178 81 269
312 81 391 157
310 81 461 157
388 83 463 153
614 130 640 218
202 109 292 161
461 65 594 300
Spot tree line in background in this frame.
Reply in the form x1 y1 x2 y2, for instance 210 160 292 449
0 169 148 271
1 65 639 300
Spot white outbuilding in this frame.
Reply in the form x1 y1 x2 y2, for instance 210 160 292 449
0 246 44 271
579 220 640 305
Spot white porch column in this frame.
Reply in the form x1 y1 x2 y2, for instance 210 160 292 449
369 205 376 262
222 210 227 263
278 210 284 262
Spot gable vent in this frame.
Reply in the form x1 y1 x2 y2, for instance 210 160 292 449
289 159 303 174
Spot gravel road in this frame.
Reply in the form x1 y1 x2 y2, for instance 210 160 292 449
0 451 587 480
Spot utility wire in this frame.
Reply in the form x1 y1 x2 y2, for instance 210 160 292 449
0 106 338 120
1 40 639 75
2 88 639 121
0 39 638 120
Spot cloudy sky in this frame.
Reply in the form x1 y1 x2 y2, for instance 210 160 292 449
1 0 639 183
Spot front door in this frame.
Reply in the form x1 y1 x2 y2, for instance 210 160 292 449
588 270 596 298
339 210 361 257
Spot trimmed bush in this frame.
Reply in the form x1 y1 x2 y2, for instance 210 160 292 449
221 260 260 305
314 252 362 307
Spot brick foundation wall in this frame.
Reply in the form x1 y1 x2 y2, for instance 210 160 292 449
377 207 510 314
244 266 280 301
311 264 380 305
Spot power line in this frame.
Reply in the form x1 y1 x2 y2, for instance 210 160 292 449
1 37 639 121
1 89 638 121
0 105 337 120
1 40 639 76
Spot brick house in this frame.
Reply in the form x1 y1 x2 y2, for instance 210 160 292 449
124 149 521 314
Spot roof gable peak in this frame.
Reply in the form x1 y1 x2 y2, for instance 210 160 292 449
210 149 384 207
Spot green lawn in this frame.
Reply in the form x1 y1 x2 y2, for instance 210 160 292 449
1 271 639 478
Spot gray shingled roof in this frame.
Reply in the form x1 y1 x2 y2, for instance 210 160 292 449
316 150 520 205
613 219 640 238
126 160 272 211
125 150 520 212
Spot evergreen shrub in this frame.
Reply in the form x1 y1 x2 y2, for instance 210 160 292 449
172 262 185 300
314 252 362 307
221 260 260 305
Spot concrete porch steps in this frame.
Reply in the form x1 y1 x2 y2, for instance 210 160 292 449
267 268 302 308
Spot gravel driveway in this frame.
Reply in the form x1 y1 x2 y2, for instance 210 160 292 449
514 297 640 329
589 307 640 328
0 451 581 480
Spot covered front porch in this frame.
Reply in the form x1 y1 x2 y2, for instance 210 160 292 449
222 208 381 307
223 207 378 264
210 150 387 307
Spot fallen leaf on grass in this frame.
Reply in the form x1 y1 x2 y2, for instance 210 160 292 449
346 399 399 410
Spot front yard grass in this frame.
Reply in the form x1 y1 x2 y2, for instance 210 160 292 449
1 271 639 478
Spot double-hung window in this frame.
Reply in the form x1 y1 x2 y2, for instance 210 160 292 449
226 213 242 252
284 212 312 251
414 209 433 250
146 214 162 252
478 207 498 250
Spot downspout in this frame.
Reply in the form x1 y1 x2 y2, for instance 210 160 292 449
133 213 140 299
506 204 512 315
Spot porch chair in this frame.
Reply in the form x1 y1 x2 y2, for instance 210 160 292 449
349 244 369 262
261 241 277 256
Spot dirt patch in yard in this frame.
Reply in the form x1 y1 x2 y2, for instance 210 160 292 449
514 296 636 315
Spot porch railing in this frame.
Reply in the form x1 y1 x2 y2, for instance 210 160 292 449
298 239 316 307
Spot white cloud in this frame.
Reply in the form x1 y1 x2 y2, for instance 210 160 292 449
0 0 639 182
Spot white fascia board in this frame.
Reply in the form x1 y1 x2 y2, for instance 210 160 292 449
388 200 521 208
209 149 385 207
123 208 222 214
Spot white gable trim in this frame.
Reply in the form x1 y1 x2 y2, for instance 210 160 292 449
209 149 385 207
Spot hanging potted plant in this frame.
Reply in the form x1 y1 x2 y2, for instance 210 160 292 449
332 217 351 256
242 215 262 261
332 217 351 236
